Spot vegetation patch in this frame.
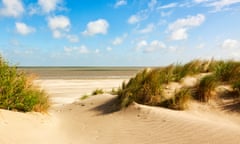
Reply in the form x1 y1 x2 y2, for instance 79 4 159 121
117 59 240 110
80 95 90 100
0 56 49 112
160 88 192 110
92 88 104 95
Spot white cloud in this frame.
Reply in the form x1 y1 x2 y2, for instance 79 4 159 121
139 23 155 34
64 45 89 54
106 47 112 51
127 6 150 25
0 0 24 17
48 15 71 38
194 0 209 3
158 3 178 9
112 34 127 45
148 0 157 9
83 19 109 36
168 14 205 40
169 14 205 30
95 49 100 54
38 0 61 13
221 39 240 49
170 28 188 40
114 0 127 8
77 45 89 54
220 39 240 59
47 15 79 42
208 0 240 11
52 30 62 38
161 11 172 17
66 35 79 43
28 4 39 15
48 15 70 31
136 40 148 50
136 40 166 53
127 15 140 24
113 37 123 45
144 40 166 53
15 22 35 35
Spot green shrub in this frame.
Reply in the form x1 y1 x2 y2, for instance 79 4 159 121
92 88 104 95
0 56 49 112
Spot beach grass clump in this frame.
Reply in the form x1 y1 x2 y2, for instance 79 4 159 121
80 94 90 100
92 88 104 95
195 74 217 102
0 56 49 112
214 60 240 82
110 88 119 95
118 69 161 107
118 69 164 107
172 59 216 81
160 88 192 110
118 59 240 110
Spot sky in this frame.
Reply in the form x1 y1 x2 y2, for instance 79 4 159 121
0 0 240 66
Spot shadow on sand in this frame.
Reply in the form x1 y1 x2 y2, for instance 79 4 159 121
91 97 121 115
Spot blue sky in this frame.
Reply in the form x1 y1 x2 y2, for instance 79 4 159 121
0 0 240 66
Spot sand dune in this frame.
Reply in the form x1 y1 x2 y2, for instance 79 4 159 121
1 79 240 144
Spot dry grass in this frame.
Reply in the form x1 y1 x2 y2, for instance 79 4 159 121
117 59 240 110
160 88 192 110
0 56 49 112
92 88 104 95
195 75 217 102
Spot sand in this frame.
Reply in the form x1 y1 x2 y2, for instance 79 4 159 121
1 79 240 144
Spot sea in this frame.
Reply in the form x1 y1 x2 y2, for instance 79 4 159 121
18 67 145 79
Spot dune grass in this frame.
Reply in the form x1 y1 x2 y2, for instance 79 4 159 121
160 88 192 110
118 59 240 110
195 74 217 102
0 56 49 112
92 88 104 95
80 95 90 100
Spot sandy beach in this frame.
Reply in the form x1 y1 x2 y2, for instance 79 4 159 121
1 78 240 144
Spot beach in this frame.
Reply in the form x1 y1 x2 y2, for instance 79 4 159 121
1 67 240 144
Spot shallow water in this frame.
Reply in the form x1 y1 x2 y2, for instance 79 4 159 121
19 67 144 79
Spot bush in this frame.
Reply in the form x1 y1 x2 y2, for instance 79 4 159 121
0 56 49 112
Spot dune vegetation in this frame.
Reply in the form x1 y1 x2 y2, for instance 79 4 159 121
92 88 104 95
0 56 49 112
118 59 240 110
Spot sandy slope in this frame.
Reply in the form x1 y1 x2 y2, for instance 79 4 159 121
1 79 240 144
